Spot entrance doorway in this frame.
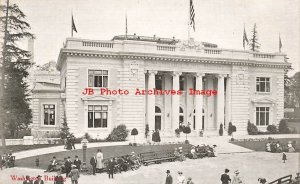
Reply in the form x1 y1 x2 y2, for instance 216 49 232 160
155 106 161 130
193 109 205 130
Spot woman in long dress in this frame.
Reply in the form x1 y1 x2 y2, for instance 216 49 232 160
96 149 104 170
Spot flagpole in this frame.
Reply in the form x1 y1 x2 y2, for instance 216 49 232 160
125 12 128 40
188 0 191 41
279 33 281 53
71 11 73 37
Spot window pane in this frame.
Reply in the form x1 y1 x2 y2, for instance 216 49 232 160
44 105 49 109
44 112 49 125
256 112 259 125
88 70 94 75
179 76 184 91
94 70 102 75
260 112 265 125
266 82 270 92
266 112 269 125
94 112 101 127
88 75 93 87
50 113 55 125
102 106 108 111
103 76 108 87
102 112 107 127
260 83 265 92
256 84 260 92
94 106 102 111
88 112 93 128
88 106 93 111
103 70 108 75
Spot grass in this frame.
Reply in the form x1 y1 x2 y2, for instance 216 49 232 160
230 138 300 152
16 144 191 170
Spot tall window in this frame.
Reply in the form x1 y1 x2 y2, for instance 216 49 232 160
44 104 55 125
256 107 269 126
256 77 270 92
88 70 108 87
179 76 185 91
88 105 108 128
155 75 163 90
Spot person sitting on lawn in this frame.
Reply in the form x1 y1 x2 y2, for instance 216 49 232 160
178 147 186 161
174 148 180 161
130 152 141 169
287 141 295 152
46 156 58 172
276 141 283 153
190 146 197 159
7 152 15 167
265 142 271 152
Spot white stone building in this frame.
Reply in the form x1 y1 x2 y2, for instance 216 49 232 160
31 35 290 139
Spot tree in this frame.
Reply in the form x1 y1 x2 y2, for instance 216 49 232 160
131 128 138 143
249 23 260 52
182 125 191 140
1 2 34 140
60 117 71 139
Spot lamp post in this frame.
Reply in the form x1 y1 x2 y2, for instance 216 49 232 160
81 138 88 172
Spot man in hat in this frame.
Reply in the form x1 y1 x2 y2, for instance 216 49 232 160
165 170 173 184
232 170 243 184
73 155 82 171
22 175 33 184
65 156 72 177
33 175 44 184
68 165 80 184
90 153 97 175
46 156 58 172
221 169 231 184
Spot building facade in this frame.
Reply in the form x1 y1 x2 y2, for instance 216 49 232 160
32 35 290 139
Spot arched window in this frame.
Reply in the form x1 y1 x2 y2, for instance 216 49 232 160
155 106 161 113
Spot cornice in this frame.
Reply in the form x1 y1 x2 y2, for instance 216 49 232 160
57 49 291 70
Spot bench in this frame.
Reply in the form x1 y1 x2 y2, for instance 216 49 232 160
140 151 175 166
268 174 292 184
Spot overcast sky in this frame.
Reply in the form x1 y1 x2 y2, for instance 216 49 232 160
10 0 300 74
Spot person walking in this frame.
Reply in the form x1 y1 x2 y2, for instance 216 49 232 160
90 154 97 175
177 171 185 184
96 149 104 172
73 155 81 171
65 156 72 177
165 170 173 184
54 171 65 184
23 175 33 184
282 152 287 163
221 168 231 184
33 175 44 184
186 177 194 184
107 158 116 179
68 165 80 184
232 170 243 184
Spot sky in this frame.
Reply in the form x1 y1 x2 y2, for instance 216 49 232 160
9 0 300 75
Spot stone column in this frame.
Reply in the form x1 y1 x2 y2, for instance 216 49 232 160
225 75 232 130
217 74 225 129
172 72 181 130
195 73 204 131
147 70 157 131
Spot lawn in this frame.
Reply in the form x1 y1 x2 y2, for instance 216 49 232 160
230 138 300 152
16 144 191 170
0 144 63 155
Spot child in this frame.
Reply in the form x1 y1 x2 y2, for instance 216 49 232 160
282 152 287 163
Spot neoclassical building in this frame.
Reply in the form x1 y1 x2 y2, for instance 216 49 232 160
31 35 290 139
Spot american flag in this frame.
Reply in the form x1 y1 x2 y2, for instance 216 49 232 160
190 0 195 31
72 15 77 36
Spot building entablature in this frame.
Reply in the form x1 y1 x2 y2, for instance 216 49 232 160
57 48 290 71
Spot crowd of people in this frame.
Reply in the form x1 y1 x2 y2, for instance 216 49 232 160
265 140 296 153
0 152 15 169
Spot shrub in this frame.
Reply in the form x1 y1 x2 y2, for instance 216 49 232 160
175 128 180 137
83 132 92 141
106 124 129 141
182 126 191 140
247 121 258 135
219 124 223 136
133 143 137 146
228 122 236 136
278 119 290 134
129 142 132 146
131 128 138 143
267 124 278 134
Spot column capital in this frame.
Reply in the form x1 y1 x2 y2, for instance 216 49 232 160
194 73 205 78
148 70 158 75
226 74 232 78
172 71 182 76
217 74 226 79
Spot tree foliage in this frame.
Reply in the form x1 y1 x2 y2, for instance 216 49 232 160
285 72 300 108
249 23 260 52
1 3 34 138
